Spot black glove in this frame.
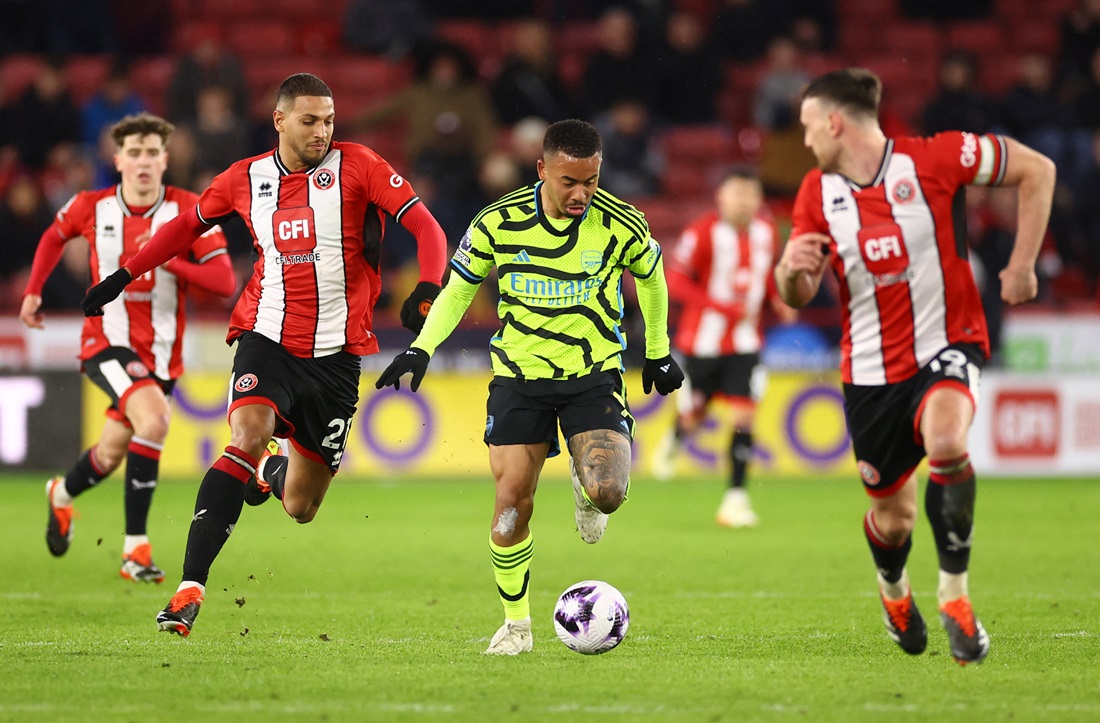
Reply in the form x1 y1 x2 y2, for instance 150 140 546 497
375 347 430 392
642 354 685 395
399 281 441 334
81 268 132 317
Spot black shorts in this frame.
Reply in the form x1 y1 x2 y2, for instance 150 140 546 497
844 343 984 497
84 347 175 423
684 353 763 402
230 332 361 472
484 370 634 457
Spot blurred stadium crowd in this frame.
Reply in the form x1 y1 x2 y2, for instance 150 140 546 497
1 0 1098 359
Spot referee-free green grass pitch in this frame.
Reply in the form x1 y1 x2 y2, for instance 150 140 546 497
1 472 1097 722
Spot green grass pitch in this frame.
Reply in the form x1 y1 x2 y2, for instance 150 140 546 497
1 471 1098 721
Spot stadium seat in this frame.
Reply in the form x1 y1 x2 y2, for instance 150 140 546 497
1009 24 1060 56
228 22 296 57
65 55 112 107
555 21 601 59
129 56 177 116
196 0 266 21
296 21 344 57
944 21 1006 60
880 22 944 68
659 124 735 165
0 54 44 100
171 20 224 54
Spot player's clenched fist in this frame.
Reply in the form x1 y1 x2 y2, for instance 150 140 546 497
81 268 132 317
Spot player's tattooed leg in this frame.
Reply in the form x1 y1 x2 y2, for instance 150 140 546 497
569 429 631 514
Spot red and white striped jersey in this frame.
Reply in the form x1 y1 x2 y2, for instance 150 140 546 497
792 132 1005 385
668 211 779 357
55 185 227 380
198 141 421 358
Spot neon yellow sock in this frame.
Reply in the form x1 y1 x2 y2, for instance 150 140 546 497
489 533 533 621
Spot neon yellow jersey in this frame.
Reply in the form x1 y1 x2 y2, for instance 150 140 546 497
449 183 661 380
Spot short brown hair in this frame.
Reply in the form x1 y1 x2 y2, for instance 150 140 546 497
110 112 174 149
802 68 882 119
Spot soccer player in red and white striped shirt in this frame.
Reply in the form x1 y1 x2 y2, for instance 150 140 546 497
778 69 1055 664
20 113 235 583
655 167 795 527
82 73 448 636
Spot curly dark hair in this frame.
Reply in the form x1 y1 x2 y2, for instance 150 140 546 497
110 113 174 149
543 119 602 158
277 73 333 109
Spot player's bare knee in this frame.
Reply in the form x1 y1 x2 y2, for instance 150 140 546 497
132 412 170 444
94 446 125 473
924 433 969 464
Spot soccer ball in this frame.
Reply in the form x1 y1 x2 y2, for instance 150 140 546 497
552 580 630 655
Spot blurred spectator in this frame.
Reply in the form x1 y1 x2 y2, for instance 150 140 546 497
714 0 777 62
1060 0 1100 87
577 7 654 118
39 143 96 212
653 12 723 125
788 0 837 55
508 116 549 185
477 150 522 204
491 18 573 124
921 50 999 135
1 57 81 170
82 58 147 187
355 43 498 241
752 36 809 131
1075 46 1100 128
167 34 249 125
355 43 498 164
594 98 663 198
714 0 833 62
967 188 1018 365
0 174 54 303
1071 129 1100 284
180 84 253 181
1000 51 1091 187
343 0 434 60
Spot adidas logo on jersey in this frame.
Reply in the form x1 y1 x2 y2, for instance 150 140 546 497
511 250 532 263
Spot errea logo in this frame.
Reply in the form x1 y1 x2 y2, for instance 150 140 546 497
258 182 273 198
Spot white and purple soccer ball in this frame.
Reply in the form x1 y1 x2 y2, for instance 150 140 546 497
553 580 630 655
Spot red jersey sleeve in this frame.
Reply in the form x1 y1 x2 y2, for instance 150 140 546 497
923 132 1008 188
195 166 240 224
790 169 828 238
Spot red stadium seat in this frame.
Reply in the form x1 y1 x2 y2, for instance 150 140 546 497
944 21 1006 59
659 124 735 165
1009 24 1060 56
228 22 297 57
0 55 44 100
196 0 266 21
171 20 224 54
129 56 178 116
880 22 944 67
65 55 112 107
297 21 344 57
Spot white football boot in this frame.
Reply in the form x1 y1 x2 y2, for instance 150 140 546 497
570 458 608 544
484 617 533 655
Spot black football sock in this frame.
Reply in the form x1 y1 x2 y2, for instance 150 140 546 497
180 446 255 586
863 509 912 585
926 454 976 575
124 436 162 536
730 430 753 490
63 446 109 498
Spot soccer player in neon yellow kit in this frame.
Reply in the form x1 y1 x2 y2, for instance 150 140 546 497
377 119 684 654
